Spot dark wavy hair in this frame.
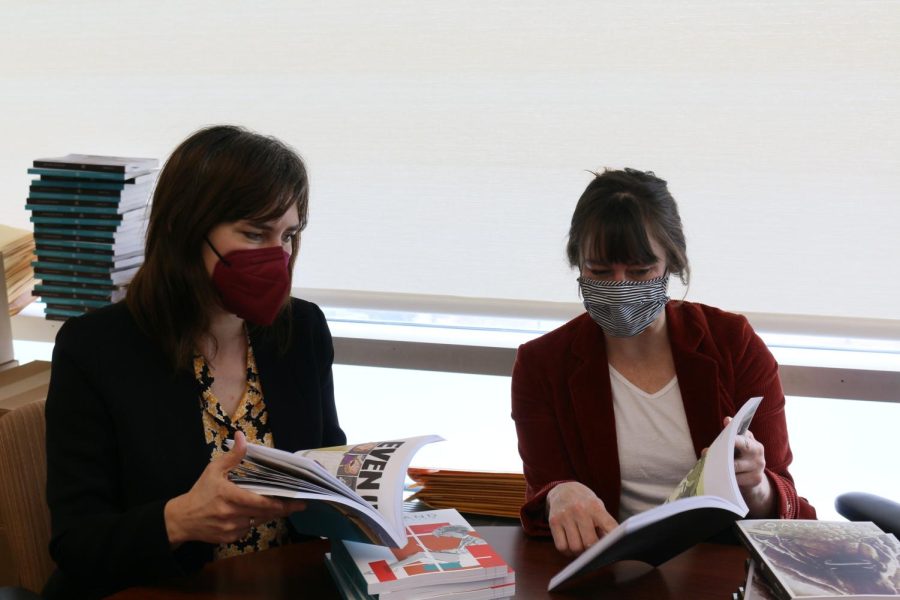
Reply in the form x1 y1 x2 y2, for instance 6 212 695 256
566 168 690 285
126 125 309 371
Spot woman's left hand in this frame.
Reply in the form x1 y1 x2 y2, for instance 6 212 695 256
726 416 776 517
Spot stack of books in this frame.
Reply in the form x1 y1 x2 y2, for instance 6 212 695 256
734 519 900 599
25 154 158 321
0 361 51 418
0 225 36 316
325 508 515 600
406 469 526 519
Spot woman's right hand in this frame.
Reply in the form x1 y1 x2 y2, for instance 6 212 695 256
546 481 619 556
164 431 306 547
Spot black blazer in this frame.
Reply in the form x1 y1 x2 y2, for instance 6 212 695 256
44 298 346 598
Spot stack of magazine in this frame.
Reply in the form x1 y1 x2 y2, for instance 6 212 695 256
734 519 900 599
326 508 515 600
0 225 36 316
407 468 526 519
25 154 158 321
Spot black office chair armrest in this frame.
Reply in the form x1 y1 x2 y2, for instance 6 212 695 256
835 492 900 537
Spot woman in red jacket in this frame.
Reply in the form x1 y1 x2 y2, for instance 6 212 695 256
511 168 815 557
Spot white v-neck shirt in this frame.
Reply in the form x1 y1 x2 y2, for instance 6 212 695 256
609 365 698 521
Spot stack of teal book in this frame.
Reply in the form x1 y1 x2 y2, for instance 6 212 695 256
26 154 158 321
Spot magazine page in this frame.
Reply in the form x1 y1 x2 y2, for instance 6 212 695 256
229 435 442 546
295 435 443 538
667 395 762 510
239 482 401 546
231 441 360 498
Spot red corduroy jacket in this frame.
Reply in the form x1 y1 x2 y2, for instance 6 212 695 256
511 301 816 536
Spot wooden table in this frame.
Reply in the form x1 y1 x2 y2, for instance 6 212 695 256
109 526 748 599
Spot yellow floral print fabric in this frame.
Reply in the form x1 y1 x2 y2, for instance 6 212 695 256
194 341 290 560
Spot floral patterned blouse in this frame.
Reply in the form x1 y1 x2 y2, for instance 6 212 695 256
194 340 291 559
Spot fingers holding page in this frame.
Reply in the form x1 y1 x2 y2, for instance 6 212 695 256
165 431 300 545
734 431 767 489
722 415 776 516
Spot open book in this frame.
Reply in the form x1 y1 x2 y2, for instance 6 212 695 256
548 396 763 591
227 435 442 547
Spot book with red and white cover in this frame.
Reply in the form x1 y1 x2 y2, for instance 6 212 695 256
326 554 514 600
330 509 513 596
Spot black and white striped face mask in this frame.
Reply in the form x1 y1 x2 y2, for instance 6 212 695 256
578 273 670 338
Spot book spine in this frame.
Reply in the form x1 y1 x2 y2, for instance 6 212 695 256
33 260 121 274
33 160 126 173
33 229 120 242
34 285 122 300
30 185 129 197
733 528 791 600
28 194 125 206
30 216 137 229
34 257 141 272
36 172 156 186
36 271 131 286
45 314 73 322
28 209 127 221
36 295 112 309
330 542 379 596
35 250 140 265
750 558 790 600
27 204 128 215
33 280 118 292
34 263 131 278
30 179 130 191
37 242 140 254
36 243 117 256
28 168 132 181
44 305 91 318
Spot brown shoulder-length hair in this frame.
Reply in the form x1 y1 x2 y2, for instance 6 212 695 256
566 168 690 285
127 125 309 372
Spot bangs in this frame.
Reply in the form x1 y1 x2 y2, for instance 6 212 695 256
582 196 658 266
243 185 305 226
220 161 309 228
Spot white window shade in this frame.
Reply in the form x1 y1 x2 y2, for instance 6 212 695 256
1 1 898 319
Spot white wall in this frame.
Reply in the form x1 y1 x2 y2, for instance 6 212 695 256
2 1 899 318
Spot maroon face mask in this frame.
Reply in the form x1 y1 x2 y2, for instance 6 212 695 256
206 239 291 326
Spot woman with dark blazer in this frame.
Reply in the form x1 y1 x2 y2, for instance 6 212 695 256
511 168 815 557
44 125 346 598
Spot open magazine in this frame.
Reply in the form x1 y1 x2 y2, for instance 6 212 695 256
548 396 763 591
227 435 443 547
